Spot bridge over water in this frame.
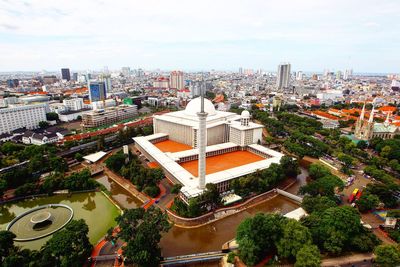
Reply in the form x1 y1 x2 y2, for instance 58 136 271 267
160 251 226 266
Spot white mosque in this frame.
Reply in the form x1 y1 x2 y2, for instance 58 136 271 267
134 97 284 202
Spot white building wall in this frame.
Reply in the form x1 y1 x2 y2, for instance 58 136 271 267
154 119 193 146
206 124 226 146
252 128 263 144
0 104 47 134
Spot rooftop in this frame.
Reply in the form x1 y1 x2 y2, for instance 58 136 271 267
179 150 264 176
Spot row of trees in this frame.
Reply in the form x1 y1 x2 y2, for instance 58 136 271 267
231 156 299 197
0 219 92 267
10 169 99 197
0 143 69 197
105 151 163 197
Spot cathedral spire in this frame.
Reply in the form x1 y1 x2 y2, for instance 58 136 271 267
384 112 390 127
368 105 375 123
360 102 366 121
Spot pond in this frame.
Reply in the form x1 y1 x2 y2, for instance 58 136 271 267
0 192 121 250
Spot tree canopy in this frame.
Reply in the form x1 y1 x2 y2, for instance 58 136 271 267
116 207 171 267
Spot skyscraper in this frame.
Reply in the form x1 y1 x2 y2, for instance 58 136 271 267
100 74 112 93
170 71 184 90
89 81 107 102
276 63 291 90
61 68 71 81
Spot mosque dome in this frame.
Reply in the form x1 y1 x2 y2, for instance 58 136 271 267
184 97 217 116
241 110 250 118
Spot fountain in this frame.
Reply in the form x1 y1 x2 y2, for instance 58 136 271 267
6 204 74 242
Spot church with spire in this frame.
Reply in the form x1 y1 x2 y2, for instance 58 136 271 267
354 102 399 141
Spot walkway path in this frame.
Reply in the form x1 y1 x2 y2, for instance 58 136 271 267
103 167 149 203
321 252 374 267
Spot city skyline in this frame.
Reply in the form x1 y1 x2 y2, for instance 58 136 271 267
0 0 399 73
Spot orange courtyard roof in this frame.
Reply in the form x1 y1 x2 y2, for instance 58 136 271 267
180 150 264 176
154 140 192 153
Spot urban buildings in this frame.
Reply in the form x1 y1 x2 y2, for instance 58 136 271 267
61 68 71 81
82 105 138 128
63 98 84 111
89 81 107 102
170 71 184 90
0 103 47 134
276 63 291 90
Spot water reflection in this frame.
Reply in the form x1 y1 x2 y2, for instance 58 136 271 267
95 175 142 209
0 206 15 224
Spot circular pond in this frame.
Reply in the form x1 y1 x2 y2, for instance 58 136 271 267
6 204 73 241
0 192 121 250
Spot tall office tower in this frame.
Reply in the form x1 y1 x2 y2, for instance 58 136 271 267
61 68 71 81
296 71 303 81
336 71 342 80
170 71 184 90
100 74 112 93
343 69 353 80
89 81 107 102
72 72 78 81
276 63 291 90
239 67 243 75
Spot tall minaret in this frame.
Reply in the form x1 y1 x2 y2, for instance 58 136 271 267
197 80 207 189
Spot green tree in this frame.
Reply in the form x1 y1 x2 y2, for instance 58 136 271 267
105 152 127 172
39 121 49 128
74 153 83 162
294 244 321 267
356 140 368 149
46 112 59 121
280 156 299 177
301 195 336 214
308 163 331 180
200 183 222 209
277 219 312 259
374 245 400 267
0 231 16 261
356 193 379 213
43 219 92 267
237 213 285 265
116 207 171 267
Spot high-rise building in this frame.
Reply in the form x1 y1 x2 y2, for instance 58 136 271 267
0 104 47 134
336 71 342 80
170 71 184 90
343 69 353 80
276 63 291 90
296 71 303 81
89 81 107 102
100 74 112 93
61 68 71 81
72 72 78 81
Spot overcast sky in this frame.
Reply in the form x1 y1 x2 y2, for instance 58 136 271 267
0 0 399 73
